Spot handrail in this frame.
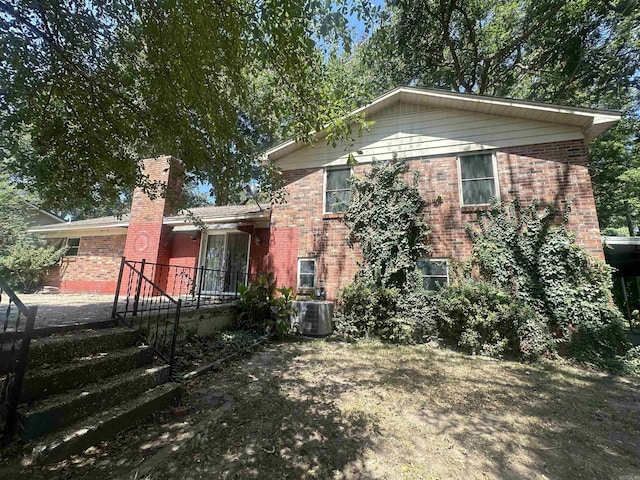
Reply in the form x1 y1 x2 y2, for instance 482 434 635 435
0 277 37 445
0 280 31 317
111 259 182 377
123 260 178 303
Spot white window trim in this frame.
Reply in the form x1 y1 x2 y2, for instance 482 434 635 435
418 258 449 290
323 166 352 214
456 152 500 207
297 258 316 290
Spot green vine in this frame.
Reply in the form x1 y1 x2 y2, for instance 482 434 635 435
467 199 633 370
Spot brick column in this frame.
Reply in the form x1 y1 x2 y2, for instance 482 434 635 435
123 156 184 277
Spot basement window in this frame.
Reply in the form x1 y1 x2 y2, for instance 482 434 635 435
65 238 80 257
417 259 448 291
298 258 316 290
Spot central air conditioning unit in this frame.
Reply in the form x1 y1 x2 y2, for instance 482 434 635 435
291 300 334 337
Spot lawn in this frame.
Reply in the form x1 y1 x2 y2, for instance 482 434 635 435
4 340 640 479
154 340 639 480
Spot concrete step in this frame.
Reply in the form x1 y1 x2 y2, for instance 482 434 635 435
30 382 184 464
24 327 143 370
20 345 154 403
20 364 170 441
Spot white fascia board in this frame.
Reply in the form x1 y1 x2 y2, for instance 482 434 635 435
163 211 270 226
29 223 129 234
34 226 129 238
602 236 640 246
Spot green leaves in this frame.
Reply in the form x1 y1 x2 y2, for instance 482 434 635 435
0 175 66 291
236 272 296 339
0 0 370 210
343 155 430 289
468 199 630 369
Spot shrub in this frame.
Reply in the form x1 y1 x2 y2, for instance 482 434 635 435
396 288 439 344
468 200 630 367
436 281 551 359
236 273 296 339
335 274 441 344
334 278 403 342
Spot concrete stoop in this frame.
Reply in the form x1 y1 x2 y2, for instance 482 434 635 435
3 322 183 463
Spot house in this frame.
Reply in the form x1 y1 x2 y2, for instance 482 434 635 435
32 86 620 300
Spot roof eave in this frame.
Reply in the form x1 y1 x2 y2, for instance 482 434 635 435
29 222 129 233
265 85 622 161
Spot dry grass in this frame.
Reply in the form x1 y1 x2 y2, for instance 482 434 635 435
2 340 639 479
150 340 640 480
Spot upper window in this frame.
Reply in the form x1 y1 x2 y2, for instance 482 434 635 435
325 168 351 213
458 153 498 206
298 258 316 290
65 238 80 257
417 259 448 291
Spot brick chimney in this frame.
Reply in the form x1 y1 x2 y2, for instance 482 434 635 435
124 156 184 267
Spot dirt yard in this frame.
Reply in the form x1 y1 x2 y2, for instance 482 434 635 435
4 340 640 479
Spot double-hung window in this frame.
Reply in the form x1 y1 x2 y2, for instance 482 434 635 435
298 258 316 290
65 238 80 257
325 167 351 213
417 259 449 291
458 153 498 206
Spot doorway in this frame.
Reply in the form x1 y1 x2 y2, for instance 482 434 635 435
200 232 250 294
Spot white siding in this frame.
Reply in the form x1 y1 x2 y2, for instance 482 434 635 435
274 103 585 171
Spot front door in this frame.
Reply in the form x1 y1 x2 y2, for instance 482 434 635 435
201 232 250 293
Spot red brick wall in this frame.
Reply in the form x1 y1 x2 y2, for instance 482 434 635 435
270 168 361 299
124 156 184 287
43 235 127 294
271 139 602 300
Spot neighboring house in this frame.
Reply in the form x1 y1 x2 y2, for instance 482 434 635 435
32 86 620 300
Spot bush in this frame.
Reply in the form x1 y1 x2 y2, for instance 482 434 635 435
436 281 551 359
335 275 440 344
334 278 404 342
396 289 439 344
0 242 65 292
468 200 630 367
236 273 296 339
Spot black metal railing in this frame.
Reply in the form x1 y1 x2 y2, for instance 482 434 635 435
0 279 37 445
113 259 250 312
111 260 182 377
111 258 251 376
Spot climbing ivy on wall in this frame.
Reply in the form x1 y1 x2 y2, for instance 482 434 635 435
467 200 629 366
343 156 430 289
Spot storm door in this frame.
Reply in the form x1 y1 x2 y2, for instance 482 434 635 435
201 232 250 294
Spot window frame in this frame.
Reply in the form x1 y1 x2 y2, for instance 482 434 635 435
64 237 81 257
323 166 352 214
456 152 500 207
297 258 317 290
417 258 449 291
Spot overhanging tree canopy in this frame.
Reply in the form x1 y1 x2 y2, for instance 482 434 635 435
0 0 364 209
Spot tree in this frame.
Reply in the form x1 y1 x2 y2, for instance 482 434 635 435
361 0 638 105
588 114 640 234
0 176 66 291
356 0 640 232
0 0 364 211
